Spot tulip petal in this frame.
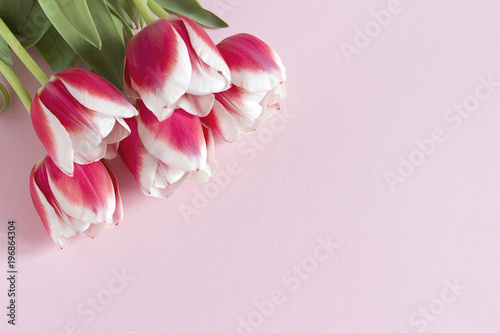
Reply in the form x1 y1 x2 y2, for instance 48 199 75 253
251 83 286 131
177 16 231 84
186 127 218 183
31 93 74 176
217 33 285 93
176 93 214 117
39 79 117 155
104 116 131 144
202 99 239 142
70 113 115 154
67 216 92 235
119 117 187 198
125 19 192 121
29 159 76 248
83 222 110 239
118 118 150 190
102 160 123 225
171 15 230 95
103 143 119 160
55 68 137 117
215 86 266 132
136 100 207 171
73 142 107 165
123 65 140 100
151 163 188 198
46 158 116 224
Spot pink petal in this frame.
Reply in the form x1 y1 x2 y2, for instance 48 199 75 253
73 142 107 165
186 127 218 183
176 93 214 117
125 19 192 120
170 15 230 95
83 223 111 239
36 78 130 168
29 158 76 248
54 68 137 117
202 99 239 142
123 64 140 100
251 83 287 131
215 86 266 133
104 117 131 144
102 160 123 225
45 158 116 224
31 93 74 176
103 142 119 160
151 163 188 197
136 100 207 172
217 33 286 92
118 117 188 198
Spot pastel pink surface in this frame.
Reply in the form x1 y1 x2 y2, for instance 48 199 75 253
1 0 500 332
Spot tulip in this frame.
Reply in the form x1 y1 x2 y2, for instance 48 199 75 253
29 156 123 248
124 15 230 121
118 100 218 197
30 68 138 176
202 33 286 142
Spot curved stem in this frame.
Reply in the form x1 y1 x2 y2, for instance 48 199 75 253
0 19 49 86
148 0 169 19
133 0 157 24
0 60 32 113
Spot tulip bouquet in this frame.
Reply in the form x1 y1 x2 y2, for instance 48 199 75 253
0 0 286 248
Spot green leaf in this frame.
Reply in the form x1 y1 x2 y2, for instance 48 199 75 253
107 6 134 41
22 1 50 37
21 1 52 49
0 0 36 34
0 36 13 67
21 20 52 48
105 0 141 29
0 81 11 114
39 0 125 88
155 0 228 28
36 26 77 73
110 11 124 46
51 0 102 49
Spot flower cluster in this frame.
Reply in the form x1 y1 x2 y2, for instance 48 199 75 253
28 15 286 248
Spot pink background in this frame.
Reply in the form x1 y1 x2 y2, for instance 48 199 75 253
2 0 500 332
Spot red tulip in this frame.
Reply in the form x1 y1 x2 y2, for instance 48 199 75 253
118 100 218 197
31 68 137 176
203 34 286 142
29 156 122 248
124 16 230 121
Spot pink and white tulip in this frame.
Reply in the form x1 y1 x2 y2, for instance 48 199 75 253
202 33 286 142
29 156 123 248
124 15 230 121
31 68 138 176
118 100 218 197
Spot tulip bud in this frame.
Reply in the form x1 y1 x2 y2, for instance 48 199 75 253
29 156 123 248
124 15 230 121
118 100 218 198
30 68 138 176
202 33 286 142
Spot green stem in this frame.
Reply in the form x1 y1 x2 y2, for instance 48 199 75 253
148 0 169 18
0 60 32 113
133 0 157 24
0 19 49 86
